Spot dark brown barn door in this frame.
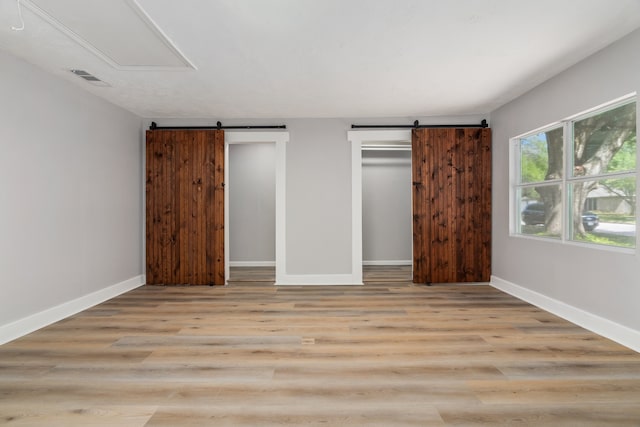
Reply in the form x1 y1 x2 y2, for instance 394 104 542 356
146 130 225 285
412 128 491 284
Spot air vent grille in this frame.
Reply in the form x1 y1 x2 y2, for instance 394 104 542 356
69 69 110 87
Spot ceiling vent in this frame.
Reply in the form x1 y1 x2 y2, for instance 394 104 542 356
69 69 110 87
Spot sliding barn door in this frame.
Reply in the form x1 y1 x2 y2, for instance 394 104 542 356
146 130 225 285
412 128 491 284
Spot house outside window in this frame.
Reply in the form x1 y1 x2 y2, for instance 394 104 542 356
511 96 636 250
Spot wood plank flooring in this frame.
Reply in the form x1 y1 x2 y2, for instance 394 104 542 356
229 265 413 283
1 270 640 426
229 266 276 283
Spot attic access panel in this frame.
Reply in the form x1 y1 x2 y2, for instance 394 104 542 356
26 0 195 70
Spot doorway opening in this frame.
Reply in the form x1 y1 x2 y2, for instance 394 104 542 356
224 131 288 285
228 143 276 283
362 144 412 283
348 130 413 284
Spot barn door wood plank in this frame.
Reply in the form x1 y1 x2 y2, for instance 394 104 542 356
412 128 491 284
177 131 191 284
168 133 180 284
146 129 225 285
479 128 492 281
212 131 225 285
412 130 426 283
145 131 158 284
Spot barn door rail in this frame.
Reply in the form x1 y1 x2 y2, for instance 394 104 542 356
351 119 488 129
149 121 286 130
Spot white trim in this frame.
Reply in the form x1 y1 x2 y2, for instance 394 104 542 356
276 274 363 286
229 261 276 267
225 132 289 145
224 131 289 285
491 275 640 353
362 145 412 151
350 135 363 285
363 260 412 266
348 130 412 285
564 92 636 122
125 0 197 69
274 138 287 285
0 275 144 345
224 141 230 282
508 137 519 235
348 130 413 144
141 128 147 284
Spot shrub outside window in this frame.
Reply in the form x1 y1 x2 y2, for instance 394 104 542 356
512 97 636 249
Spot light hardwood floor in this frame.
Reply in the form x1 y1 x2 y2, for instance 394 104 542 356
1 269 640 426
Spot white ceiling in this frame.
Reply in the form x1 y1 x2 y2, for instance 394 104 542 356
1 0 640 119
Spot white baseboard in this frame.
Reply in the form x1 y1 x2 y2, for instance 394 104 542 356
229 261 276 267
276 274 363 286
491 275 640 353
363 260 412 266
0 275 144 345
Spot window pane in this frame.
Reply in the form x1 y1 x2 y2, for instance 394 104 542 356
520 127 563 183
572 102 636 177
570 178 636 248
518 184 562 239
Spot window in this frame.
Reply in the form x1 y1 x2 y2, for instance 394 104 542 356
512 97 636 249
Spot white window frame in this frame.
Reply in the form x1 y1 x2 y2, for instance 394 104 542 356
510 94 637 253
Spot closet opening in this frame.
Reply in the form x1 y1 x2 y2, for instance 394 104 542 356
227 142 276 283
361 143 412 283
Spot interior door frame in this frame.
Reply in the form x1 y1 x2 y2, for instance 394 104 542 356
224 131 289 285
348 130 412 284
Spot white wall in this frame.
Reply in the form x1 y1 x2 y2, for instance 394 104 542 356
148 116 485 284
491 28 640 347
362 150 412 263
229 143 276 264
148 118 355 280
285 119 353 275
0 51 143 341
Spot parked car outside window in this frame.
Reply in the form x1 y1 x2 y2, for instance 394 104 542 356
521 202 599 231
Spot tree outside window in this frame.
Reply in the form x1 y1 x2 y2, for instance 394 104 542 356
513 98 636 249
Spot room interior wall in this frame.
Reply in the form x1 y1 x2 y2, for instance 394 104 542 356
145 118 354 278
284 119 353 275
0 50 143 340
491 28 640 346
3 21 636 345
229 143 276 265
362 150 412 264
147 115 485 282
